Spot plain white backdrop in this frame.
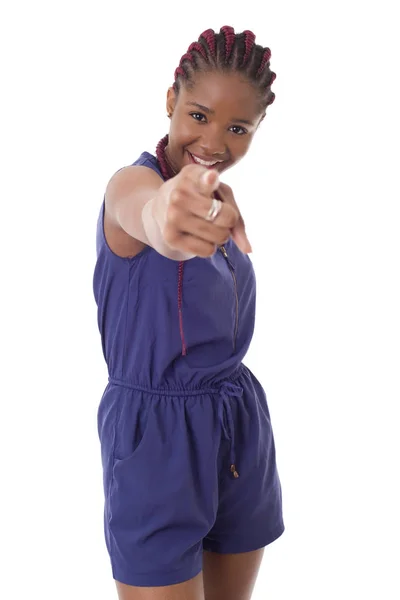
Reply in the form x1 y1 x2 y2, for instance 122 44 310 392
1 1 399 598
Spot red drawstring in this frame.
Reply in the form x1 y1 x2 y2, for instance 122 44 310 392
178 260 187 356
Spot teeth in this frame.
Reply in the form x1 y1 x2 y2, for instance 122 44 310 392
191 154 219 167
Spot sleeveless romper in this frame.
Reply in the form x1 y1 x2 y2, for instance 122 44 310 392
94 151 284 587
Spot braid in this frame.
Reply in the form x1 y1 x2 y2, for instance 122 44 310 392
155 134 173 180
257 47 272 76
158 27 277 358
242 30 256 66
172 26 276 109
155 134 187 355
187 41 207 61
221 25 235 62
200 28 216 57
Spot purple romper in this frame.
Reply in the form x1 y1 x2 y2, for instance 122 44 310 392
93 151 284 587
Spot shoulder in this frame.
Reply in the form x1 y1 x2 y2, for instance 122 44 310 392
106 152 163 198
103 154 165 259
105 164 162 202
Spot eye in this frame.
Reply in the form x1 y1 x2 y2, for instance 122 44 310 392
229 125 248 136
190 112 207 123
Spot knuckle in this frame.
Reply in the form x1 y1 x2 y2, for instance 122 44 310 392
202 244 216 258
169 188 182 204
220 182 232 194
180 164 193 175
166 203 181 223
177 173 189 187
163 226 176 245
180 164 198 180
218 229 231 244
230 214 240 228
190 238 215 258
222 206 239 227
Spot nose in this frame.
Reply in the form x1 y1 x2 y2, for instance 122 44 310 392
200 127 227 157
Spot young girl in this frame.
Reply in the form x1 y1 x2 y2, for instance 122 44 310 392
94 26 284 600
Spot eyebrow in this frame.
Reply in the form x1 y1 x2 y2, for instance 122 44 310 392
185 102 255 126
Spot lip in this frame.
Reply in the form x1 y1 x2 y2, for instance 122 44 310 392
187 151 226 169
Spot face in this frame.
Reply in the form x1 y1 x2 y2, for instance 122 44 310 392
165 71 265 174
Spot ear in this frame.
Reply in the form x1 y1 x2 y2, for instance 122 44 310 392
166 87 177 117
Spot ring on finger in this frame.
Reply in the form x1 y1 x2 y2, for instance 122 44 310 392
205 197 222 222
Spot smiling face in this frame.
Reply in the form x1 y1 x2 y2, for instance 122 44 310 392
165 71 265 175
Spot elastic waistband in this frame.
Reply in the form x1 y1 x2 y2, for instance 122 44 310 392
108 365 245 397
108 368 245 479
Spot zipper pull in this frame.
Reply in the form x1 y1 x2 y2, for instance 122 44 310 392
230 464 240 478
220 246 235 270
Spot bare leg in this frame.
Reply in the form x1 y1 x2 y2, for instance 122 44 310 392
203 549 265 600
115 572 204 600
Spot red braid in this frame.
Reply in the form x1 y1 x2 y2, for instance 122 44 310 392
179 52 193 66
155 134 187 356
221 25 235 61
155 134 172 180
173 27 276 110
257 47 272 76
188 41 207 61
242 30 256 66
174 66 186 80
200 28 216 57
165 28 277 354
174 51 195 81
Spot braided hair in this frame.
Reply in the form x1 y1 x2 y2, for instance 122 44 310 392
156 26 276 178
174 26 276 107
155 27 277 356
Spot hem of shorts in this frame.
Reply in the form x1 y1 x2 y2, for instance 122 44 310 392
203 521 285 555
112 560 203 588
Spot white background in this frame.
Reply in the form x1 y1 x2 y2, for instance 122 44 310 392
1 1 399 598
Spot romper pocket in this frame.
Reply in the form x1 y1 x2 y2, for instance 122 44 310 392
110 390 155 464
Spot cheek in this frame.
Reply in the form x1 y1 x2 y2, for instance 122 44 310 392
232 136 252 158
170 117 195 145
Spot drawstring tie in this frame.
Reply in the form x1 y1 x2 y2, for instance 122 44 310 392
218 381 243 479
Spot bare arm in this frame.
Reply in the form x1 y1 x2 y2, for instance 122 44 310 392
105 162 250 261
105 165 194 261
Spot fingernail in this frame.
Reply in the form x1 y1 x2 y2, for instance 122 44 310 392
203 170 212 184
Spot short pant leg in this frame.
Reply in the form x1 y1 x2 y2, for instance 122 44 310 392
97 383 223 587
203 367 285 554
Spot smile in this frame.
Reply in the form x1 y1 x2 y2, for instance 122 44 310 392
188 152 224 168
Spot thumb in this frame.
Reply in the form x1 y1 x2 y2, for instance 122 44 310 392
198 168 220 196
231 215 252 254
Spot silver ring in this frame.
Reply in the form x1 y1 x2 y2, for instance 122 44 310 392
205 198 222 222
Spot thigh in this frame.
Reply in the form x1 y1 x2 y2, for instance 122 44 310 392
203 550 264 600
115 572 204 600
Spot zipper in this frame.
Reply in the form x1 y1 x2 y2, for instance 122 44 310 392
220 245 239 351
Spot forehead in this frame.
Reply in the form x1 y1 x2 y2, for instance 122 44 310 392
180 71 262 119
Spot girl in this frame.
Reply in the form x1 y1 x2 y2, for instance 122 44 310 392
94 26 284 600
